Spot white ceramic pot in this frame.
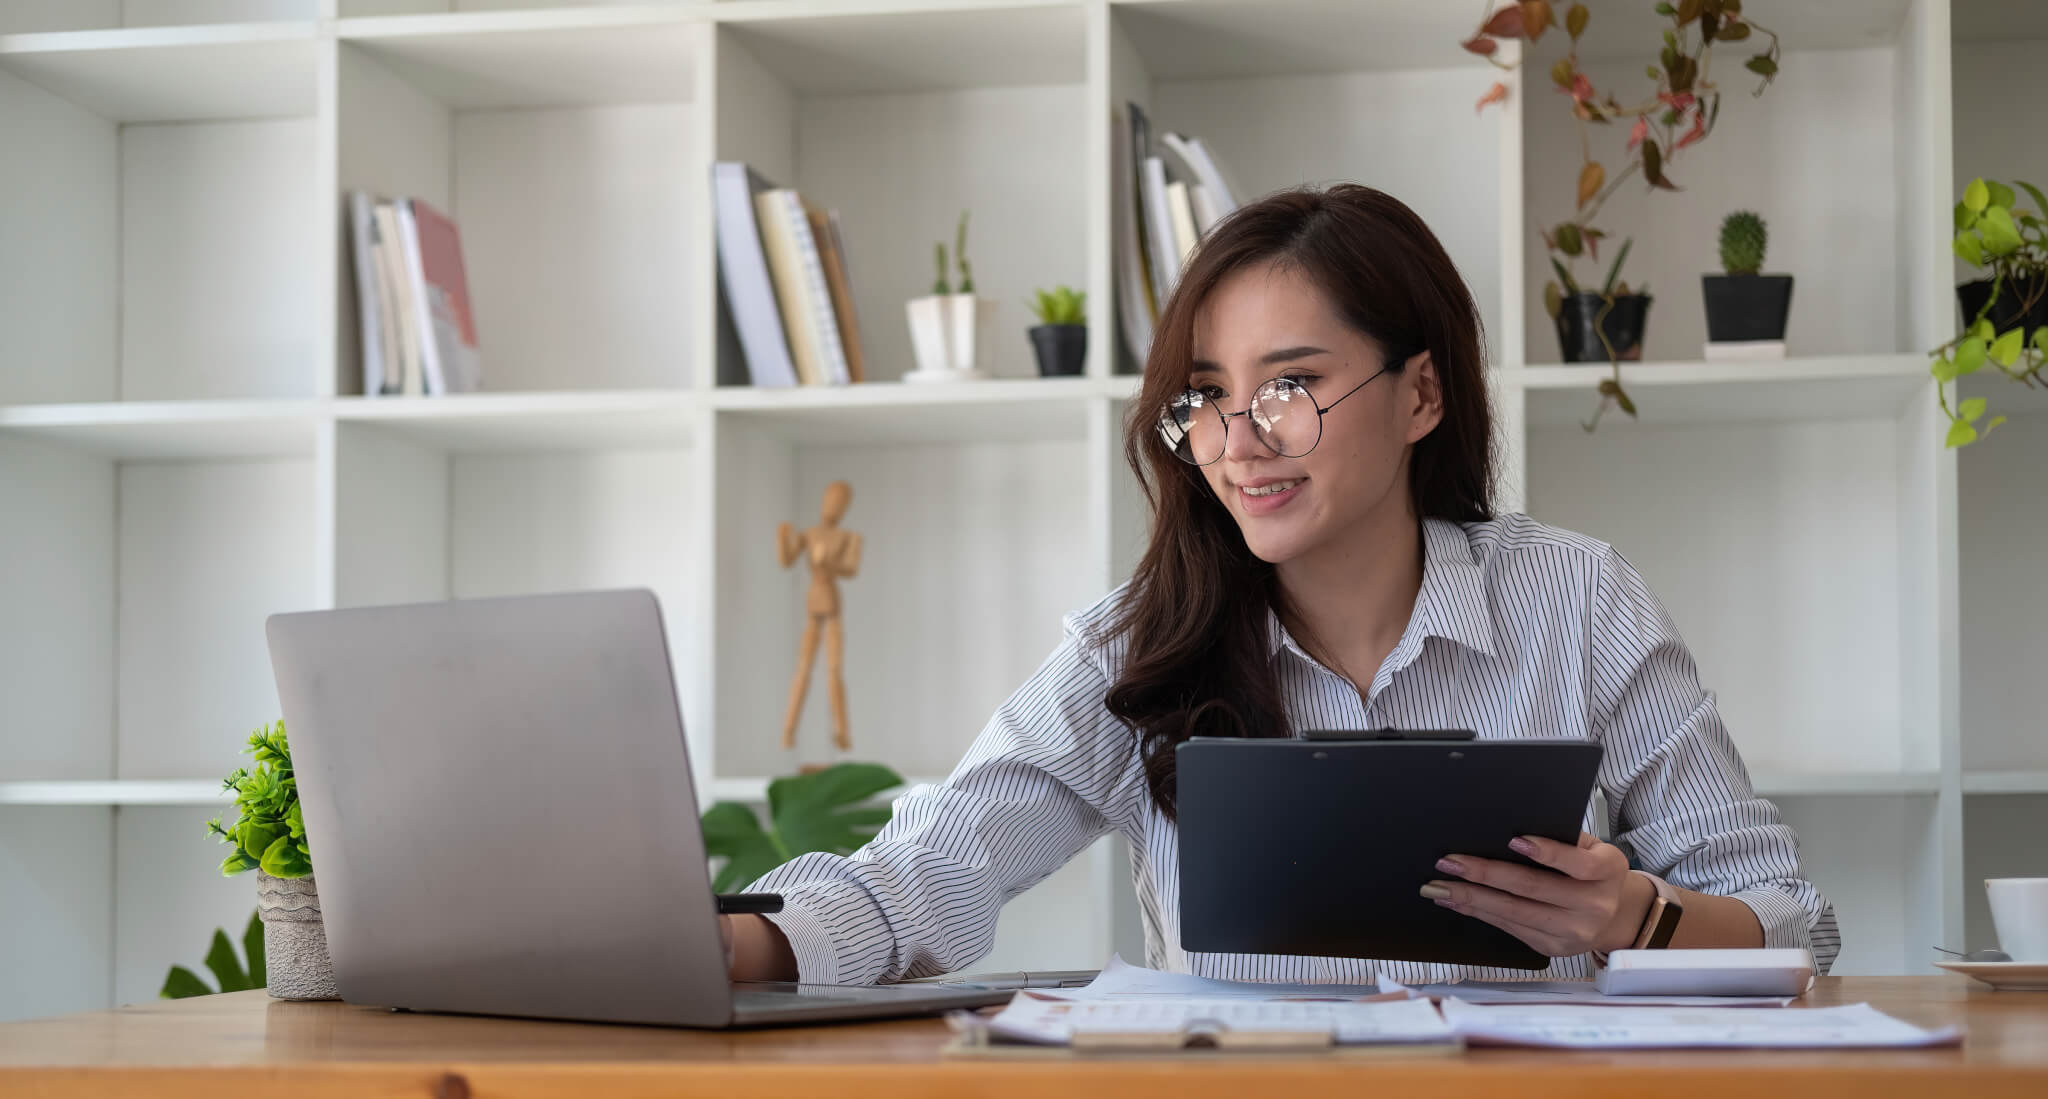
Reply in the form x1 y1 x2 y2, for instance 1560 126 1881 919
904 293 992 382
257 871 339 1000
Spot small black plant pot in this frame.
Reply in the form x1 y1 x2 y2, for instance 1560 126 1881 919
1702 274 1794 342
1957 276 2048 343
1555 293 1652 363
1029 324 1087 377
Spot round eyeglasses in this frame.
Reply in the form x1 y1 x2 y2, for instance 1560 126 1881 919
1156 365 1391 466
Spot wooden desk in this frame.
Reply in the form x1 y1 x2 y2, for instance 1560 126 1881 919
2 976 2044 1098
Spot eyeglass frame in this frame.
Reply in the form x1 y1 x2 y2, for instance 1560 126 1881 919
1158 353 1409 466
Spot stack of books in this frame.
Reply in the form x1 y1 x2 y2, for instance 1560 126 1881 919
347 192 482 397
1113 101 1244 368
712 163 867 388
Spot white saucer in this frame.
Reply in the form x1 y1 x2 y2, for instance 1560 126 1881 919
1934 960 2048 990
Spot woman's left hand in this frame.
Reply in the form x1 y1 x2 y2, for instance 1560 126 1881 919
1423 832 1650 958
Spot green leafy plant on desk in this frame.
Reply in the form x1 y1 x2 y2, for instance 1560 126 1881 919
206 721 311 879
163 721 336 1000
161 912 265 999
701 762 904 892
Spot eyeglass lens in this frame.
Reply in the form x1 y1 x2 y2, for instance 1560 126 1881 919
1158 378 1324 466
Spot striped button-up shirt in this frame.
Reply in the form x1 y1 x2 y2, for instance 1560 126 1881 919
752 514 1840 985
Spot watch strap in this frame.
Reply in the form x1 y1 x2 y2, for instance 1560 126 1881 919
1629 870 1684 950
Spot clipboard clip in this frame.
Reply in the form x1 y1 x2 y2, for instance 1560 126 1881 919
1301 728 1477 742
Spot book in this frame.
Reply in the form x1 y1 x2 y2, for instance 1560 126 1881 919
346 191 389 396
372 202 424 396
753 189 843 386
813 207 866 384
1141 155 1180 301
1166 180 1199 264
1187 181 1223 237
1161 131 1241 216
712 162 799 388
1111 104 1154 367
397 198 482 394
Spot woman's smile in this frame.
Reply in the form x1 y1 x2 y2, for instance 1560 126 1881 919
1237 475 1306 514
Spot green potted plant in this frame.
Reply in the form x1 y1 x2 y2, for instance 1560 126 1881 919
1549 238 1649 365
206 720 336 1000
1468 0 1783 427
700 762 902 891
905 209 993 382
1027 285 1087 377
1930 176 2048 446
1702 210 1792 352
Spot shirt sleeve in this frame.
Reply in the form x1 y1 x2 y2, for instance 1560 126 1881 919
745 619 1143 985
1586 547 1841 974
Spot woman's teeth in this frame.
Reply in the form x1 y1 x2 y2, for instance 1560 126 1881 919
1243 479 1302 497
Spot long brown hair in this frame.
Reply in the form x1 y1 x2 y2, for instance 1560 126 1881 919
1103 184 1496 821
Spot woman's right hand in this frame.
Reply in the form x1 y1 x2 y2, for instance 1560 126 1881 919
721 914 800 983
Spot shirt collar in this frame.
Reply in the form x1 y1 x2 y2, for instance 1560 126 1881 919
1267 517 1497 663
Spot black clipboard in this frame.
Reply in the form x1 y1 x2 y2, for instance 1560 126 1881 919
1176 733 1603 970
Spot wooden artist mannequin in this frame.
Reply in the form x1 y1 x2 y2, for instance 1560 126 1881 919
778 481 863 752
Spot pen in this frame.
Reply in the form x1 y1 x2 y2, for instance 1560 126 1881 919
715 892 784 915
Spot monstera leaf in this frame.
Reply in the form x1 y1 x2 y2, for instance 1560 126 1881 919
702 763 902 893
161 911 265 998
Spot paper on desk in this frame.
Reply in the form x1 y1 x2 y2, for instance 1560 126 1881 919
1406 978 1796 1008
1441 1000 1962 1049
1051 957 1790 1009
987 990 1454 1046
1047 955 1394 1001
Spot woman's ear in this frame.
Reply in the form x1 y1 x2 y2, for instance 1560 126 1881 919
1404 350 1445 444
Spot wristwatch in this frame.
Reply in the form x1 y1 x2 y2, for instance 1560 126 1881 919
1594 871 1683 967
1629 870 1685 950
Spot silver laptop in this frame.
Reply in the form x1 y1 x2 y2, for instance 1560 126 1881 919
265 588 1015 1027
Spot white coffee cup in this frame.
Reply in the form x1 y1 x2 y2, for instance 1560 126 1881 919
1987 878 2048 962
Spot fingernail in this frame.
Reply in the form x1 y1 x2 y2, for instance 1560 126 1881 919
1419 882 1453 900
1509 837 1537 857
1436 857 1465 876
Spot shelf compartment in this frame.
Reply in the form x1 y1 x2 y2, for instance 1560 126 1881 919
1 31 323 405
1111 1 1509 371
710 411 1101 784
1526 412 1919 779
336 20 706 396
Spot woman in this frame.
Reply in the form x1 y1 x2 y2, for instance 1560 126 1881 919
724 184 1838 985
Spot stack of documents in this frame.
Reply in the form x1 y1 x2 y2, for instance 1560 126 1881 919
941 957 1961 1056
1441 1001 1961 1049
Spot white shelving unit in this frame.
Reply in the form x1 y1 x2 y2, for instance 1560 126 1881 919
2 0 2040 1022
